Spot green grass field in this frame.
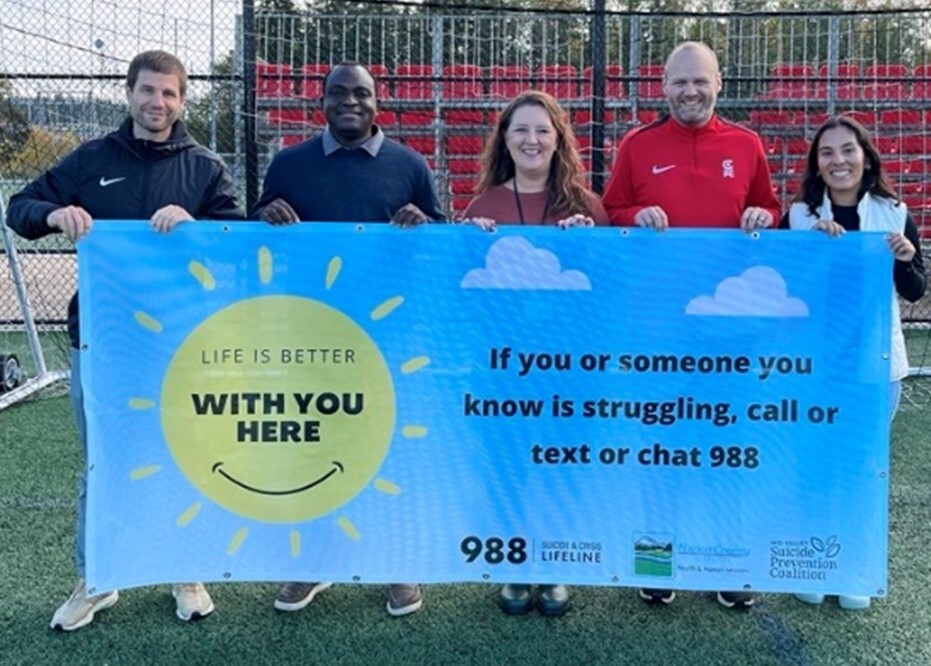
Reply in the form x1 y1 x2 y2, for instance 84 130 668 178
1 384 930 666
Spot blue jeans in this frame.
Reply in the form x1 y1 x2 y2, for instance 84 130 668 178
69 347 87 576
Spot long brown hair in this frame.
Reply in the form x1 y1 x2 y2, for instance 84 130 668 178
794 115 898 216
476 90 593 218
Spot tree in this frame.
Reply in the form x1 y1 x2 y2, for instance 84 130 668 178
0 126 80 179
0 80 30 166
186 53 237 156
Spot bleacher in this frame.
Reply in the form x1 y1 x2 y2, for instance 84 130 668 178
256 61 931 227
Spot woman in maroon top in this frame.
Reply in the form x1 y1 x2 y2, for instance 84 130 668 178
464 91 605 618
463 90 608 228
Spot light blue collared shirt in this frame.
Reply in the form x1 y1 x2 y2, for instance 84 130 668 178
322 125 385 157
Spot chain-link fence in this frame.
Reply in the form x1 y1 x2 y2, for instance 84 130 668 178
3 0 931 405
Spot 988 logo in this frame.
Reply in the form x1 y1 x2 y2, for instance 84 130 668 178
460 536 528 564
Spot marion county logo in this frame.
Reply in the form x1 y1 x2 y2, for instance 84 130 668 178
770 535 841 582
633 533 674 578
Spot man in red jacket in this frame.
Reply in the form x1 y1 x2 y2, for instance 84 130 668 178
604 41 779 230
603 42 778 610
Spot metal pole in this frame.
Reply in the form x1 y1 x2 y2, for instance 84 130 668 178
243 0 258 211
590 0 607 194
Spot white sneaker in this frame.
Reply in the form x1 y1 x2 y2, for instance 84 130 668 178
838 595 871 610
171 583 215 621
794 593 826 605
50 578 119 631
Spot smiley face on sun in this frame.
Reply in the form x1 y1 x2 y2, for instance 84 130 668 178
127 248 430 555
160 294 396 524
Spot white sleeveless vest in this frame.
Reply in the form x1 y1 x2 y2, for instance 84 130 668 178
788 192 908 381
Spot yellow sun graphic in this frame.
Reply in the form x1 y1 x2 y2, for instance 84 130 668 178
126 248 429 557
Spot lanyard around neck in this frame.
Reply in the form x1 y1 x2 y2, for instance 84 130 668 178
513 180 550 225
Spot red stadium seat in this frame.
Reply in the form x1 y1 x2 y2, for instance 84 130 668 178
636 110 659 124
442 64 484 99
637 64 665 99
367 64 392 99
395 64 434 100
875 136 900 154
450 178 475 194
375 110 398 129
863 83 905 100
443 110 484 125
572 110 616 124
899 136 931 154
257 63 293 99
787 138 809 155
772 63 815 80
310 109 326 126
881 109 921 125
835 84 859 100
488 65 530 98
299 64 329 99
763 136 784 155
866 64 908 80
907 159 930 176
582 65 626 98
842 110 877 126
446 135 485 155
280 134 306 148
748 110 794 126
451 196 472 214
448 159 481 175
884 159 907 174
266 109 308 127
819 63 860 82
536 65 580 99
400 111 434 126
404 136 436 156
911 65 931 99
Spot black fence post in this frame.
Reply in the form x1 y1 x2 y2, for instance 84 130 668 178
243 0 258 212
590 0 607 194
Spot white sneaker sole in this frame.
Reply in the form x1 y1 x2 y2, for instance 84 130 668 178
386 596 423 617
175 598 215 622
273 582 333 612
50 591 119 632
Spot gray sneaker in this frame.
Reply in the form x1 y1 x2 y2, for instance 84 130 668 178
172 583 215 621
273 581 333 611
386 584 423 617
50 578 119 631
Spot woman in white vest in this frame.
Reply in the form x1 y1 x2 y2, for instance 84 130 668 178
785 115 926 610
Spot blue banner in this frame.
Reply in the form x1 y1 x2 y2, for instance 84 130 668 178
80 222 891 597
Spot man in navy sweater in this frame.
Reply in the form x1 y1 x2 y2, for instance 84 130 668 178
252 62 443 225
252 62 442 617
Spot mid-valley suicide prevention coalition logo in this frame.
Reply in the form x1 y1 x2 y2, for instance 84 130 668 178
769 535 841 582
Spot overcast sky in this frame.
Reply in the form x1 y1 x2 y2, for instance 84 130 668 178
1 0 241 79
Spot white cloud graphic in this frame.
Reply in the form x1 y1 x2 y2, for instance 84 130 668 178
461 236 591 290
686 265 809 317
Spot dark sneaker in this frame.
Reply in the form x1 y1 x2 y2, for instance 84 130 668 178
386 584 423 617
717 591 756 609
50 578 119 631
499 584 532 615
273 582 333 611
537 584 570 617
638 588 676 605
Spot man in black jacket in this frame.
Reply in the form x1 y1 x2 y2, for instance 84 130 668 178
7 49 242 631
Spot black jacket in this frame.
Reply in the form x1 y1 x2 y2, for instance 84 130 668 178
7 118 243 348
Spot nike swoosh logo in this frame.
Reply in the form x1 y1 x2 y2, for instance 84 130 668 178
651 165 676 175
99 177 126 187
